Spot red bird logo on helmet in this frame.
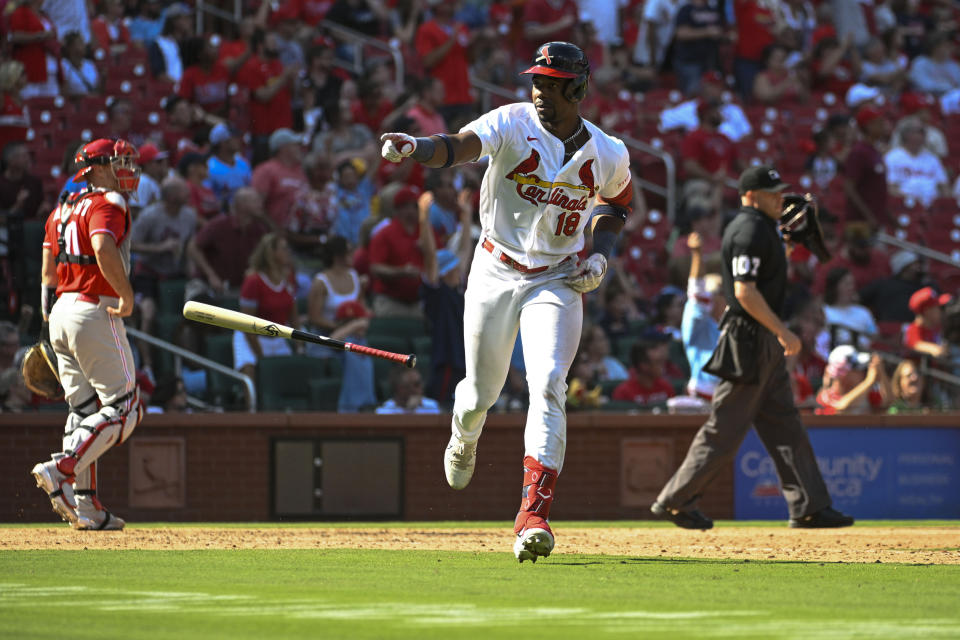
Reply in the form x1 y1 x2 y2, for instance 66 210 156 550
538 45 552 66
73 138 141 193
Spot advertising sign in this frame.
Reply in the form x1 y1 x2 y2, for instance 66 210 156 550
734 427 960 519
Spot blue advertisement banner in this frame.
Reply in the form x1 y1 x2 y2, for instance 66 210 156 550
734 427 960 519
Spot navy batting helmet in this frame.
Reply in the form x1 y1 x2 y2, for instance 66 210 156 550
521 41 590 102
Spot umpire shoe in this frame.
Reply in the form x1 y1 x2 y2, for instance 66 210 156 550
31 459 78 526
443 435 476 490
650 501 714 530
789 507 855 529
514 517 554 563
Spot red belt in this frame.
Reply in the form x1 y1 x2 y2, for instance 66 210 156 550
77 293 100 304
481 238 568 274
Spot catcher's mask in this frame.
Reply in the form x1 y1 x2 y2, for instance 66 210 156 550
780 193 831 263
73 138 141 193
521 41 590 102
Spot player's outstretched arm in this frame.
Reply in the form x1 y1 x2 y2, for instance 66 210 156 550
380 131 482 169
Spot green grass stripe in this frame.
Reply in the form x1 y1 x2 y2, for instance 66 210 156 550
1 549 958 640
2 519 958 529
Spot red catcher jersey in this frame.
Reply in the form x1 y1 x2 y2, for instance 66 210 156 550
42 189 132 297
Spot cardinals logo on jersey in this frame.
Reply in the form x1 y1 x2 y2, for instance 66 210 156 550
504 151 596 212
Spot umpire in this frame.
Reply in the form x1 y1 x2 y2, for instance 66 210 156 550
651 165 854 530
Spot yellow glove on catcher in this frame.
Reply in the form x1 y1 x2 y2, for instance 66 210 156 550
21 340 61 398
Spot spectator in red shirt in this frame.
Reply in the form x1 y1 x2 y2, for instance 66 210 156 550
351 78 393 134
0 61 30 154
815 345 891 414
844 105 889 231
90 0 132 57
236 29 299 165
905 286 952 358
405 75 448 137
733 0 780 99
369 185 426 318
178 35 230 119
218 16 256 75
7 0 59 99
187 187 271 295
234 232 299 380
811 34 860 97
178 152 221 221
295 0 334 27
612 333 676 408
522 0 579 54
752 43 810 107
251 128 309 232
680 99 741 194
415 2 475 122
159 95 201 164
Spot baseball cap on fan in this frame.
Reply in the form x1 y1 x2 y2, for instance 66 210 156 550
909 286 952 314
738 165 789 195
335 300 371 321
137 143 168 166
826 345 870 379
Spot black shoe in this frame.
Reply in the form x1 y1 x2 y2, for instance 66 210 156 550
789 506 855 529
651 501 714 530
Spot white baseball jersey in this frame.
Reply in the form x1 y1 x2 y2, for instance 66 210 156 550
883 147 947 206
461 102 632 269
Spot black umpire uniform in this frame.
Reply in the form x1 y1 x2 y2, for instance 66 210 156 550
652 166 854 529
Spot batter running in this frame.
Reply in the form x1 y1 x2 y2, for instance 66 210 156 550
31 138 145 530
381 42 632 562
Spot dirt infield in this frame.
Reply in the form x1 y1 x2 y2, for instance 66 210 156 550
1 526 958 564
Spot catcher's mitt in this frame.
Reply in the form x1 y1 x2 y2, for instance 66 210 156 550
780 193 831 263
21 340 62 398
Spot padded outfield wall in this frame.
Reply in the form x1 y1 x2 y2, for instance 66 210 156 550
1 413 957 522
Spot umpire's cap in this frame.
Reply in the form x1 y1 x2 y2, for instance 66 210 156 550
738 165 789 195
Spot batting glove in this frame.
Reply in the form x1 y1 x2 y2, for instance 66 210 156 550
380 132 417 163
566 253 607 293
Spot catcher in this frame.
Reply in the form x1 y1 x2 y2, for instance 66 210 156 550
29 138 145 530
651 165 854 530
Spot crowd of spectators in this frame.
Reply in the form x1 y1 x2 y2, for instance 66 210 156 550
1 0 960 415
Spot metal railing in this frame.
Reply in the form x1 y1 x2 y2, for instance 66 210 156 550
126 327 256 412
319 20 405 87
195 0 243 33
876 231 960 271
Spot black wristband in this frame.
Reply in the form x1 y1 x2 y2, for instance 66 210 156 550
592 229 618 259
411 137 436 163
437 134 455 169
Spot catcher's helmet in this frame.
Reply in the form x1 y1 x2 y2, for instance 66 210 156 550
521 41 590 102
73 138 141 193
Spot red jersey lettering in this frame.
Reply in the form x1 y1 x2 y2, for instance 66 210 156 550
43 190 131 297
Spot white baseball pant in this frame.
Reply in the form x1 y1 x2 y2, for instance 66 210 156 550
451 243 582 472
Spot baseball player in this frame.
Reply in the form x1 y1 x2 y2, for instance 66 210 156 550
30 138 145 530
381 42 632 562
651 166 854 530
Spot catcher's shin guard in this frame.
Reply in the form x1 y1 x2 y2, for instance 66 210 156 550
58 387 143 477
514 456 558 534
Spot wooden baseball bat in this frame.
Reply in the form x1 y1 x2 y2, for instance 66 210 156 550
183 301 416 368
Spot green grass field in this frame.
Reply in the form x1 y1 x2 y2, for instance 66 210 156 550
2 522 959 640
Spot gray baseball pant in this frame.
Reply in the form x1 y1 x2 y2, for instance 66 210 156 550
656 328 832 519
